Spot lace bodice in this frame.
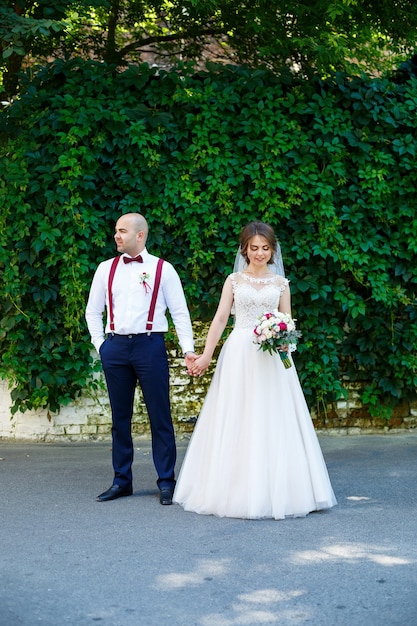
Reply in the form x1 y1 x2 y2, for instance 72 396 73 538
230 272 289 329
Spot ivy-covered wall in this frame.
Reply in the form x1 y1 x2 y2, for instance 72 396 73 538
0 59 416 421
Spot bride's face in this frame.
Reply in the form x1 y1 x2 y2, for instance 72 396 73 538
246 235 272 267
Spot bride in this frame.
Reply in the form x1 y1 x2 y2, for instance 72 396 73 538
173 221 337 519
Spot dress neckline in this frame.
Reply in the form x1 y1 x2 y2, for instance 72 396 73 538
240 272 277 284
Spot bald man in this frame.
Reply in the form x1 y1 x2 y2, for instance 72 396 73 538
86 213 195 504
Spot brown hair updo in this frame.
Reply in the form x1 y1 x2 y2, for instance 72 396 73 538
239 221 278 265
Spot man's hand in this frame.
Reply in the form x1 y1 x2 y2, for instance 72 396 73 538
185 352 197 374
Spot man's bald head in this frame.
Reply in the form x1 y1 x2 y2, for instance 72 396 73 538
114 213 148 256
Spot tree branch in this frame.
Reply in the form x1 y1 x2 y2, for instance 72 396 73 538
116 28 225 61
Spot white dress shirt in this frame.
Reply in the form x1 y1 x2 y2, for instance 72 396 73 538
85 248 194 354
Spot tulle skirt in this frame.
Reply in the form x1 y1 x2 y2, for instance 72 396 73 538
174 327 337 519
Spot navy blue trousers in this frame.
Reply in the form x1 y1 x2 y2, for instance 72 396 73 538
99 333 176 490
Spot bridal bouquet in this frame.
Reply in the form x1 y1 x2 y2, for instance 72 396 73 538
253 310 302 368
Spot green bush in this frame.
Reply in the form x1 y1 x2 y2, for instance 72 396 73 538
1 59 416 415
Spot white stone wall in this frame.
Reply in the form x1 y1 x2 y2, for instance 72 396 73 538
0 353 209 441
0 324 213 441
1 359 416 440
0 377 108 440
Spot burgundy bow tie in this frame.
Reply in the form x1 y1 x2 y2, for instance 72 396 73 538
123 255 143 264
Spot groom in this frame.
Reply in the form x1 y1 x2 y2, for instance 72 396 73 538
85 213 196 504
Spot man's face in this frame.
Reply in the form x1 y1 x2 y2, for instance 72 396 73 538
114 215 144 256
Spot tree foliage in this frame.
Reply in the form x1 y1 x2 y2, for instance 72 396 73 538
2 0 417 97
1 59 417 416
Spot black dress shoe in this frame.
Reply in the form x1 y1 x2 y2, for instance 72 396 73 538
96 484 133 502
159 488 174 505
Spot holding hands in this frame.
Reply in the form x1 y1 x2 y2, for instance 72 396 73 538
184 272 233 378
185 352 210 377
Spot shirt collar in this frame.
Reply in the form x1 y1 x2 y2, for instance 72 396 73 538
122 247 149 261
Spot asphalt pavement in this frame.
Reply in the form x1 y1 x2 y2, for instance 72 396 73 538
1 432 417 626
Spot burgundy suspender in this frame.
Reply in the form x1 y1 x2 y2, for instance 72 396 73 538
107 256 164 334
146 258 164 333
108 256 120 332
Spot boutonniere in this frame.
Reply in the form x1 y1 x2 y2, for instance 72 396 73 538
139 272 151 294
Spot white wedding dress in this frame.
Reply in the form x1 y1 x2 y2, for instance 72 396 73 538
174 272 337 519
